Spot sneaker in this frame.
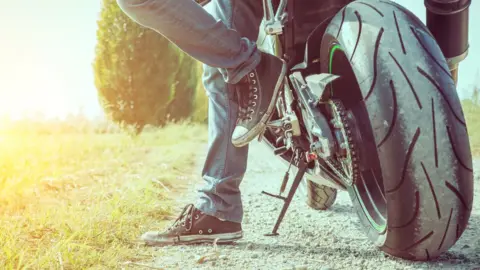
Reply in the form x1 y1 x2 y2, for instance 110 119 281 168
140 204 243 246
231 51 287 147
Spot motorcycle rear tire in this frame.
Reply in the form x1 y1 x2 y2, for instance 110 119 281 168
319 0 473 260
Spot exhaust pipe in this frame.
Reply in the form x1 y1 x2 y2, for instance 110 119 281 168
424 0 471 85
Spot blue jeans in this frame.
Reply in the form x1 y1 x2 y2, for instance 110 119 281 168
116 0 261 85
117 0 262 223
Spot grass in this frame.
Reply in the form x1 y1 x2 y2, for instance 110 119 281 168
0 98 478 269
0 123 207 269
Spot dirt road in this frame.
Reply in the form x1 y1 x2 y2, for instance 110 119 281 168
149 142 479 270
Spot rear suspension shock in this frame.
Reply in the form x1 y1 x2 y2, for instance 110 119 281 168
424 0 471 85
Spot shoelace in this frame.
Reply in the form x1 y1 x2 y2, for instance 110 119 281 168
166 204 196 232
236 82 258 123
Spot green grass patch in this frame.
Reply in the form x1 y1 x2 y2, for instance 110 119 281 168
0 123 207 269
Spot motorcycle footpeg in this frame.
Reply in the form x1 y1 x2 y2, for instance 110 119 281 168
275 136 285 145
273 146 288 156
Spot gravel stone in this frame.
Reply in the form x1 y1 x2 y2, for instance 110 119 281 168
147 143 480 270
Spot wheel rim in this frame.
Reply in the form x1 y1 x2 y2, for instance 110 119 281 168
328 44 388 233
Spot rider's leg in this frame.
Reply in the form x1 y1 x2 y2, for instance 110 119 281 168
138 0 262 246
116 0 258 84
196 0 262 223
117 0 286 147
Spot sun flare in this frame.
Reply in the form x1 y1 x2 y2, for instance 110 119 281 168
0 53 68 119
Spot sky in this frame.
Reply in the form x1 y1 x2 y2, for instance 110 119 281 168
0 1 102 119
0 0 478 119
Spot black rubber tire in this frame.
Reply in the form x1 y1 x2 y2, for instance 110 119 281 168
319 0 474 261
304 180 337 210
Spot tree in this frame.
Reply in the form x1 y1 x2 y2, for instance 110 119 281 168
166 52 201 122
93 0 199 132
472 70 480 106
191 63 209 123
472 85 479 105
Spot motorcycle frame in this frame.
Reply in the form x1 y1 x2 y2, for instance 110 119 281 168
258 0 470 190
258 0 349 190
263 0 470 72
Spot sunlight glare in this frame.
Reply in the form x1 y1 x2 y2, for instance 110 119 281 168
0 51 69 120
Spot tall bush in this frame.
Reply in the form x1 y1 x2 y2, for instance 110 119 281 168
93 0 201 132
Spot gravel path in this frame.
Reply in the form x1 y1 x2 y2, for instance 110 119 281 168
148 142 479 270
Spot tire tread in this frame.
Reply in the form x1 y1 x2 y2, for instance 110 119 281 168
320 0 473 261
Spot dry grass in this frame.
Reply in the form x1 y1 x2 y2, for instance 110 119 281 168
0 123 207 269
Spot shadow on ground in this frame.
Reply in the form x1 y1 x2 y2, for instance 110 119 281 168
174 212 480 269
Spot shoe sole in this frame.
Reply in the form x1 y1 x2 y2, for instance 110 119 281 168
143 231 243 246
232 59 287 148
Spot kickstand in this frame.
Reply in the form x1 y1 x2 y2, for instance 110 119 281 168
262 155 310 236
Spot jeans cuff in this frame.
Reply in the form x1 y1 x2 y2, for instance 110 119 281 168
225 48 261 84
195 202 243 223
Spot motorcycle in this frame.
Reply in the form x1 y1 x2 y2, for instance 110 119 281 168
253 0 474 261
